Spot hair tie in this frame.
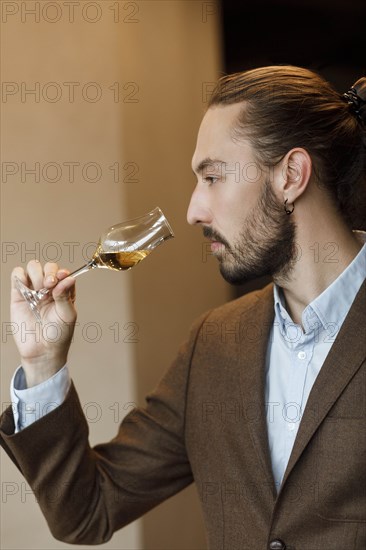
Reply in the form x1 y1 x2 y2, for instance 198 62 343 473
342 87 364 123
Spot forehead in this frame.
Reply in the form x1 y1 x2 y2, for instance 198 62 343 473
192 103 253 172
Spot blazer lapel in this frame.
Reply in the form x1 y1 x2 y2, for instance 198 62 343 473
239 283 277 499
281 278 366 490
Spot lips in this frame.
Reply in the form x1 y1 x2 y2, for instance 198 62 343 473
203 226 229 254
210 241 225 253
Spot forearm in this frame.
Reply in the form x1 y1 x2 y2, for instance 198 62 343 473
1 382 192 544
1 384 109 544
0 313 208 544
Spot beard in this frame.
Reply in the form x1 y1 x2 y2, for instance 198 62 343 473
203 179 298 285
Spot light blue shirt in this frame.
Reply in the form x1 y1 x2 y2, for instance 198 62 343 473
266 231 366 491
11 232 366 490
11 364 70 431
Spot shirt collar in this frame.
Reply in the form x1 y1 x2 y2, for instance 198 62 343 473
274 230 366 334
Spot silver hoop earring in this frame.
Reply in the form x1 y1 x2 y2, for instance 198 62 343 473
284 199 295 215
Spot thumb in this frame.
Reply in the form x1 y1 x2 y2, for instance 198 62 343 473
52 275 77 323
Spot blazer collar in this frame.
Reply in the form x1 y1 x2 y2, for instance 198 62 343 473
280 277 366 492
238 277 366 500
238 283 277 500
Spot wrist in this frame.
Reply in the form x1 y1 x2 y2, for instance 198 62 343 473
21 355 67 388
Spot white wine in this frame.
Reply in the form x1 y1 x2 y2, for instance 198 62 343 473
93 247 151 271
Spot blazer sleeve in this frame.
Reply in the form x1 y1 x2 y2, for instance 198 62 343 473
0 312 210 545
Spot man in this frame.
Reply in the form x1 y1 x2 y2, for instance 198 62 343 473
1 66 366 549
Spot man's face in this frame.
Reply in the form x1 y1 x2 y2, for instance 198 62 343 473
188 103 297 284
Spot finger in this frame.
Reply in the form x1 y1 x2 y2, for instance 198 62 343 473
52 272 76 305
56 270 76 301
26 259 44 290
11 266 28 289
52 275 75 298
11 267 30 302
52 277 77 322
43 262 60 288
56 269 71 281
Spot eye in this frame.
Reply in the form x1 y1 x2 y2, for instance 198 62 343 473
203 175 219 185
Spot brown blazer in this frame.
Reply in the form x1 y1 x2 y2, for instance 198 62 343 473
1 282 365 549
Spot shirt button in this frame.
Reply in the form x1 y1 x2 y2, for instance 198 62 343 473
287 422 296 431
298 351 306 360
25 404 36 412
269 540 286 550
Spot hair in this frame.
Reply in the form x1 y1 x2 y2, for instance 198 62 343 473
208 65 366 229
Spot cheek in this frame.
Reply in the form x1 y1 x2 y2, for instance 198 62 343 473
216 182 253 222
210 188 247 239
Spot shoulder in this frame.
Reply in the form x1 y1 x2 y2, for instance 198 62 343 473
204 282 274 323
189 282 275 340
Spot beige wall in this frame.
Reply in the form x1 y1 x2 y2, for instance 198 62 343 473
0 1 228 548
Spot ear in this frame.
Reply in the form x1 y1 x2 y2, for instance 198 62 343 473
274 148 312 203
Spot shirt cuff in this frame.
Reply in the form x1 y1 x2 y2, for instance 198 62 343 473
10 364 71 433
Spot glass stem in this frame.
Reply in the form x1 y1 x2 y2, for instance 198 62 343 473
68 259 98 279
34 259 97 300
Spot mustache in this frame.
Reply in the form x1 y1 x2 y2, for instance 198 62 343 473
203 226 231 249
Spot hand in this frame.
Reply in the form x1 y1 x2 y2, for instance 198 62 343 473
11 260 77 387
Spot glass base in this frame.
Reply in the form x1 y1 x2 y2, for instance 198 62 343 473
14 276 44 323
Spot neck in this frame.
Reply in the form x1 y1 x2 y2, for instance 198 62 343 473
273 216 363 327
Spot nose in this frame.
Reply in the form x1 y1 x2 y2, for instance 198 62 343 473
187 185 212 225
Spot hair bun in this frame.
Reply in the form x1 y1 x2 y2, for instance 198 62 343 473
343 77 366 125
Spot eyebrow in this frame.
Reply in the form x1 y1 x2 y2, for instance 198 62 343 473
192 157 226 175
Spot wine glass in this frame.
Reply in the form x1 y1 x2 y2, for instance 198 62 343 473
14 207 174 323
